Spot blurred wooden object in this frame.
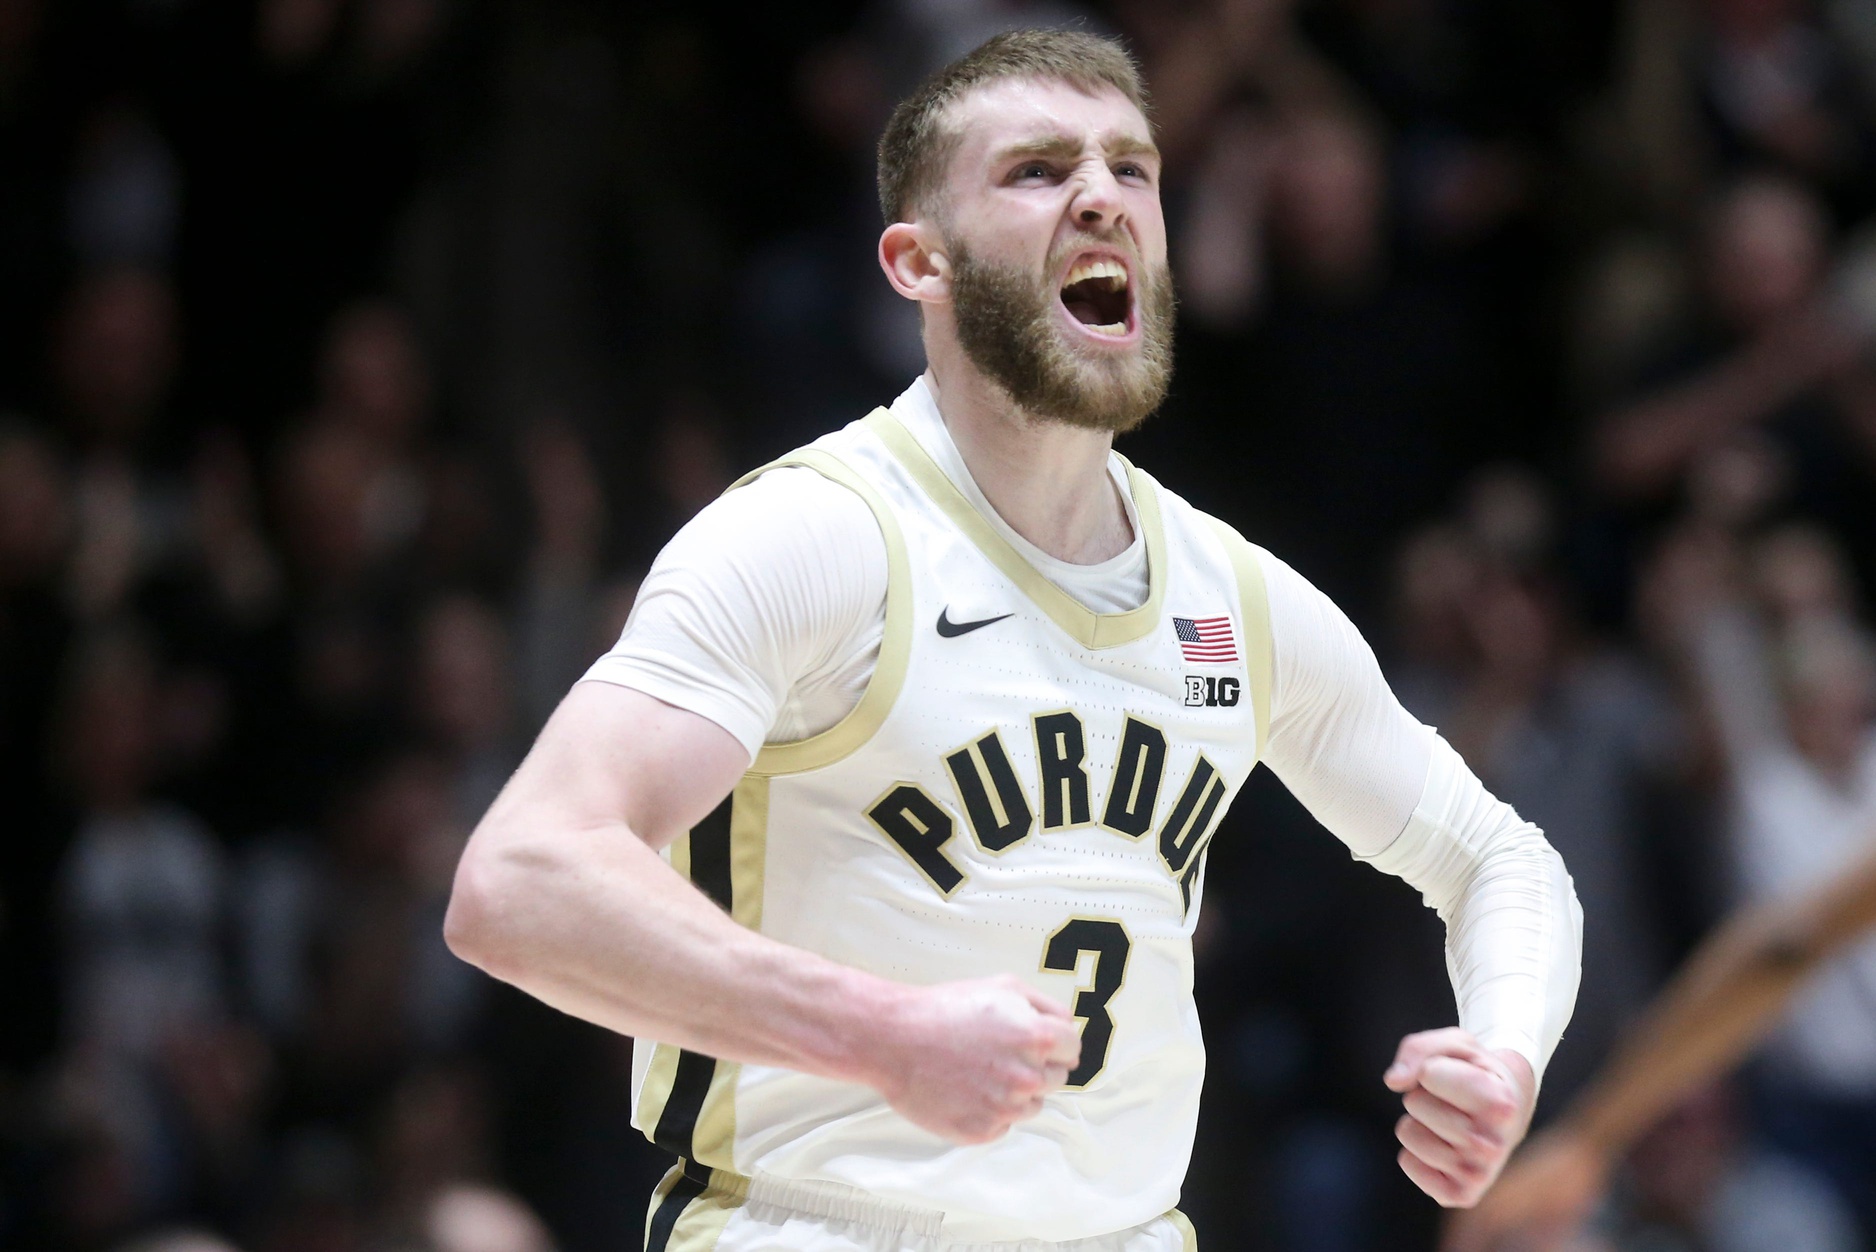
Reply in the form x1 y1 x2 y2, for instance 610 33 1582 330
1443 841 1876 1252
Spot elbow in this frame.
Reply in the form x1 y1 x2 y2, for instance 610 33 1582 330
444 841 521 981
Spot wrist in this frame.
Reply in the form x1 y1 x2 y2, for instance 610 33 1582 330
1492 1047 1536 1090
1492 1047 1539 1124
797 961 914 1092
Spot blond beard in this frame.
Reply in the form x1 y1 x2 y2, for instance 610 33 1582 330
948 234 1175 434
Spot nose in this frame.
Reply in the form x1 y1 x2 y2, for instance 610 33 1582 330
1069 161 1125 229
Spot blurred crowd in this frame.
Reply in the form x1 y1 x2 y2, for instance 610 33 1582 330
4 1 1876 1250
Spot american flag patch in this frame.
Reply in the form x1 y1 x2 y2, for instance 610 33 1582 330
1174 615 1237 663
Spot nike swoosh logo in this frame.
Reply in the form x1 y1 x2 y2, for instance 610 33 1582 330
936 608 1013 638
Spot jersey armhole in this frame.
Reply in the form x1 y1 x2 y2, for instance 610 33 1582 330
732 437 911 777
1200 516 1275 759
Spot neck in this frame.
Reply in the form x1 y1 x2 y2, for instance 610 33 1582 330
922 357 1132 565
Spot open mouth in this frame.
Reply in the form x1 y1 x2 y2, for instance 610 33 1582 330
1059 257 1132 337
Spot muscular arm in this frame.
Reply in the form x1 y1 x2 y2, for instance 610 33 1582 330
446 681 882 1070
447 683 1079 1144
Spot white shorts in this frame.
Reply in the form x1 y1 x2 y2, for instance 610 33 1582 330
643 1161 1198 1252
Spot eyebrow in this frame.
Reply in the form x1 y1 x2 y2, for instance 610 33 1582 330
996 133 1161 164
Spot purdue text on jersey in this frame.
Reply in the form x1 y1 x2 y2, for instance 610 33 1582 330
631 397 1275 1244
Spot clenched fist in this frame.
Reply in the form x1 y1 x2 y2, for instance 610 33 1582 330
865 974 1082 1144
1386 1028 1537 1209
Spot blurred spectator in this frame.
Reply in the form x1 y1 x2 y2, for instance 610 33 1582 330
54 267 189 621
307 750 478 1070
67 102 181 269
305 302 434 566
0 420 73 1068
1584 1083 1861 1252
39 623 238 1244
1176 104 1516 620
1693 0 1876 216
1591 175 1860 499
1650 519 1876 1236
1597 0 1876 219
411 593 519 825
1581 173 1876 627
513 417 612 730
373 1066 496 1243
54 624 226 1064
54 267 179 462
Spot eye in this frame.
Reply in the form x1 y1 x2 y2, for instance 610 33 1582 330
1115 161 1150 182
1015 161 1052 180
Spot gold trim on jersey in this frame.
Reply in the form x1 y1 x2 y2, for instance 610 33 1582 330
729 775 770 931
635 1035 682 1150
667 1187 742 1252
862 408 1169 650
1200 517 1274 758
644 1161 749 1252
689 1061 740 1174
720 448 913 777
637 777 771 1173
1168 1208 1200 1251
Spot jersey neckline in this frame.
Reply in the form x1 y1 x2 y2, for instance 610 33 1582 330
863 407 1168 650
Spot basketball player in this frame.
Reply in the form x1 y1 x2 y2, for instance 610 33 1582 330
444 30 1583 1252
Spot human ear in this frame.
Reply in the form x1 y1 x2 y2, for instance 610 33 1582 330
879 222 951 303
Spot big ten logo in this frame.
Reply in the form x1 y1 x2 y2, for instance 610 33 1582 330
1184 675 1240 708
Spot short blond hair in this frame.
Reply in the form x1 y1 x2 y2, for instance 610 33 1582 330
875 28 1150 225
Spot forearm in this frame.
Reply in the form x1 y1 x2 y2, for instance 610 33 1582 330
1250 552 1582 1074
1362 736 1584 1081
1563 843 1876 1154
447 798 902 1090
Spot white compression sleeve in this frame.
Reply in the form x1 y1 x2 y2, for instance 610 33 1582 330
1359 736 1584 1081
1255 549 1582 1081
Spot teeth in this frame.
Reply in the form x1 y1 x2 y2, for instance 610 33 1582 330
1064 257 1127 289
1086 321 1129 336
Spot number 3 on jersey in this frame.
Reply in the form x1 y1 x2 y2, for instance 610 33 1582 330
1040 918 1132 1087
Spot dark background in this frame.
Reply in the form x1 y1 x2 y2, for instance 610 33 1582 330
5 1 1876 1249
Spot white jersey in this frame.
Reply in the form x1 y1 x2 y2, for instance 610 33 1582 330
631 405 1275 1242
